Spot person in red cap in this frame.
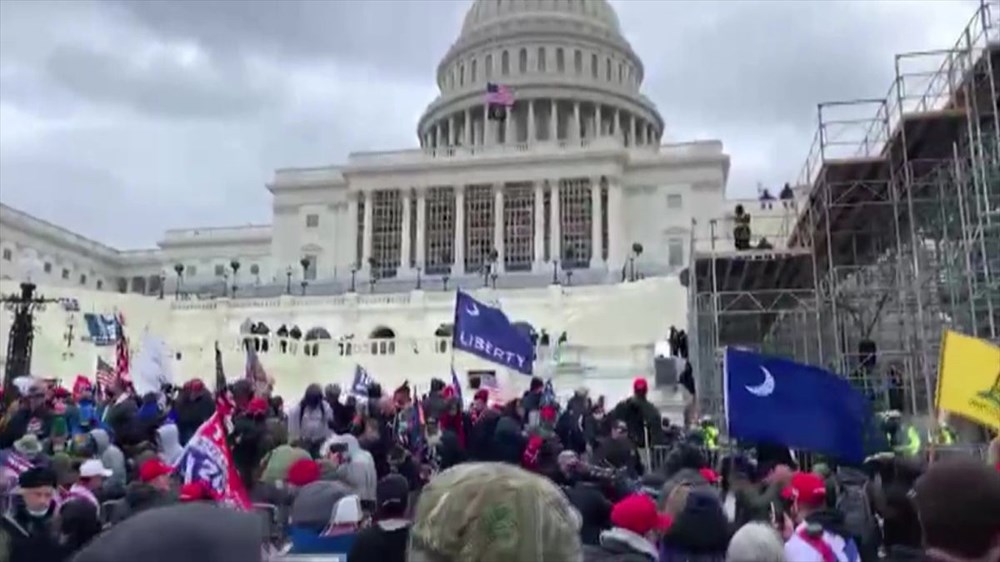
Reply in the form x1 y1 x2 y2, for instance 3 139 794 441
286 458 321 489
608 376 665 449
783 471 860 562
584 493 671 561
178 480 220 503
111 458 175 523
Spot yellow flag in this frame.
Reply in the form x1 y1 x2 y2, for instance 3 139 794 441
936 330 1000 430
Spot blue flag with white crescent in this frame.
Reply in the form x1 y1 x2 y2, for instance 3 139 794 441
453 290 534 375
725 347 870 462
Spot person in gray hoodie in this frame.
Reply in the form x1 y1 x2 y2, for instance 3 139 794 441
89 428 127 495
321 433 377 509
156 424 184 466
288 384 334 456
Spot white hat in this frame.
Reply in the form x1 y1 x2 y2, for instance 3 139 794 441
79 459 113 479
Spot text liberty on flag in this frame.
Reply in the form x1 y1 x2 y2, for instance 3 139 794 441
452 290 534 375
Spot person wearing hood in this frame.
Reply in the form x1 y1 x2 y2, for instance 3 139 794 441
230 397 269 491
72 503 265 562
493 412 527 465
585 493 671 562
659 487 731 562
111 458 175 523
87 428 127 496
557 388 595 455
0 467 61 562
156 424 184 466
321 433 377 508
288 480 364 555
324 384 353 434
784 471 860 562
348 474 411 562
289 384 334 456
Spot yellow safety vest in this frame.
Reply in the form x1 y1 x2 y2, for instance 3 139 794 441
891 425 922 457
704 425 720 450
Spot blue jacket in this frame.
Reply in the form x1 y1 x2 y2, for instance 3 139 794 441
287 526 356 555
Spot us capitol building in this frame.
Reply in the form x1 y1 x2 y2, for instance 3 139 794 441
0 0 794 403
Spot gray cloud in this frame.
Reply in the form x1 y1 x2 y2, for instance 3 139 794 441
0 0 978 249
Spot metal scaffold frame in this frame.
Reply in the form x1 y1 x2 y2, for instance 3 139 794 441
687 0 999 420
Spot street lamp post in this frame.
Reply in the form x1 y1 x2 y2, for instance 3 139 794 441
173 264 184 299
158 271 166 300
1 282 58 404
300 257 311 296
442 275 450 291
230 259 240 298
628 242 644 282
415 266 422 290
349 266 357 293
551 259 559 285
285 267 292 295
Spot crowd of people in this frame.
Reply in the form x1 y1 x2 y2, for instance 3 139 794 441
0 371 997 562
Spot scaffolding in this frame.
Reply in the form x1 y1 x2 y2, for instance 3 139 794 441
688 1 999 419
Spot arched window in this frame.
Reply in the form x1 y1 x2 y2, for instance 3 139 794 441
501 50 510 75
574 50 582 74
369 326 396 355
556 48 565 72
485 53 493 79
518 48 528 73
605 58 612 81
537 47 546 72
471 59 478 83
591 53 598 78
434 323 453 354
459 64 465 86
618 62 624 83
449 70 455 89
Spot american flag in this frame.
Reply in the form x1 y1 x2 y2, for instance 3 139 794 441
95 357 116 391
114 316 130 384
450 368 463 407
485 82 514 106
479 373 504 405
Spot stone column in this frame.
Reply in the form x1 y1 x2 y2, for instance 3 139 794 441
549 179 561 262
435 124 442 148
533 181 544 271
400 190 412 274
415 188 426 268
448 115 456 146
607 180 625 271
464 108 472 146
527 100 536 143
613 110 621 141
595 104 602 137
572 102 581 141
590 178 603 268
362 191 373 273
504 103 514 144
493 186 505 272
453 185 465 275
549 99 559 141
347 193 359 268
482 103 491 146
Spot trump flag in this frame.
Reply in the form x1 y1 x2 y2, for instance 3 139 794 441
453 291 534 375
173 411 251 510
725 347 870 462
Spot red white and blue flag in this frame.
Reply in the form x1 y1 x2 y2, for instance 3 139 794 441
485 82 514 106
173 411 251 510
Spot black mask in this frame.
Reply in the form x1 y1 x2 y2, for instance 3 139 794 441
304 393 323 407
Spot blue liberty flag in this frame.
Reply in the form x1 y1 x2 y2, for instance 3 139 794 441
725 348 870 462
453 291 534 375
351 364 374 397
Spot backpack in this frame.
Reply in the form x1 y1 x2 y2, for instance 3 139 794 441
835 476 879 550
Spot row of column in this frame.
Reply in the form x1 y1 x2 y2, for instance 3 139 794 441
421 99 659 149
350 180 625 277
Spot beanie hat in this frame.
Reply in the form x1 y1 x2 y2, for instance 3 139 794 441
286 459 321 488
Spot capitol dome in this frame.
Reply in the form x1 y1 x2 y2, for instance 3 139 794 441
417 0 663 150
461 0 622 35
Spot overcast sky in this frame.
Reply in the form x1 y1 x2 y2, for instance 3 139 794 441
0 0 979 249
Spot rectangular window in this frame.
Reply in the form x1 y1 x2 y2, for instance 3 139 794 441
667 194 683 209
187 265 197 277
305 214 319 228
96 279 104 290
214 264 225 277
464 184 495 274
668 238 685 267
1 248 10 261
79 274 87 285
44 262 52 273
537 47 546 72
559 178 593 269
503 182 535 272
61 268 69 280
425 186 455 275
371 189 403 279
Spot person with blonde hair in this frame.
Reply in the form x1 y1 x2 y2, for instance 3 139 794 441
726 522 786 562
